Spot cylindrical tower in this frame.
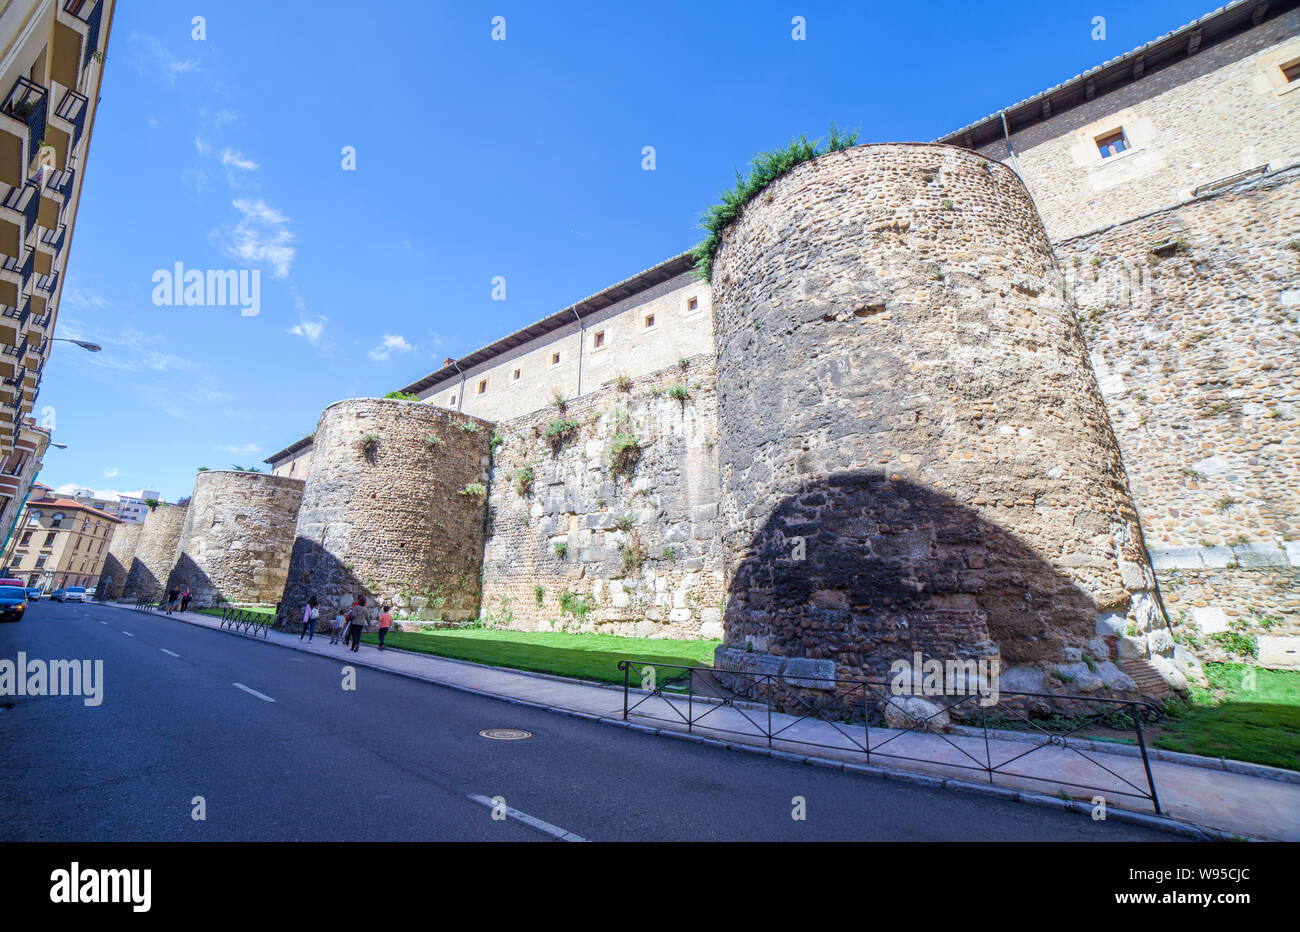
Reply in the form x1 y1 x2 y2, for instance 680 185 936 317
120 503 188 601
167 471 305 608
710 144 1162 694
279 398 492 628
98 522 142 600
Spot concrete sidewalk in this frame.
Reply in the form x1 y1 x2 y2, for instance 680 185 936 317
113 603 1300 841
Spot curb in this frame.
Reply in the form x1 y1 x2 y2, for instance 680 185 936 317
107 602 1274 842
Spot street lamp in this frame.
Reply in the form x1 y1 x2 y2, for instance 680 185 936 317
50 338 101 352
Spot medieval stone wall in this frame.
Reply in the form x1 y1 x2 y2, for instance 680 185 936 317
1056 165 1300 669
166 471 304 608
120 504 187 601
480 355 724 637
99 522 142 600
278 398 492 627
708 143 1181 701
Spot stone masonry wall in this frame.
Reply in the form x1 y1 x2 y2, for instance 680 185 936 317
120 504 187 601
99 522 142 600
480 355 724 637
709 143 1183 704
279 398 492 627
1056 165 1300 668
166 471 305 608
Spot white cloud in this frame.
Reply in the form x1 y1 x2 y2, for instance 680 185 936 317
64 288 109 311
216 198 295 278
289 317 326 344
220 148 258 171
133 34 198 83
195 136 211 156
222 443 260 455
368 333 416 362
103 467 119 479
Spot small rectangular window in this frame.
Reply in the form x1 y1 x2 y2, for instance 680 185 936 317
644 313 656 329
551 352 561 366
1096 129 1128 159
477 379 487 394
449 394 457 406
687 296 699 313
593 330 605 348
512 368 521 381
1283 59 1300 83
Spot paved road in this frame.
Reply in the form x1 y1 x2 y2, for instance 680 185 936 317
0 600 1176 841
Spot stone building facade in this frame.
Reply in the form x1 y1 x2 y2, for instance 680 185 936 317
278 399 492 626
120 503 187 601
480 355 724 636
99 521 142 601
166 471 304 608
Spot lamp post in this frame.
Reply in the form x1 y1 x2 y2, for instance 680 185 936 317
49 338 102 353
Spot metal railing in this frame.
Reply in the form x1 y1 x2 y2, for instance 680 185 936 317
1 183 40 238
132 597 159 612
53 88 88 153
218 606 273 638
617 660 1164 813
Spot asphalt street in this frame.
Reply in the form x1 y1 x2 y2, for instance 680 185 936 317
0 600 1177 841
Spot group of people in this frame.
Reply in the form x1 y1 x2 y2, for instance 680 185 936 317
163 587 192 615
299 594 393 652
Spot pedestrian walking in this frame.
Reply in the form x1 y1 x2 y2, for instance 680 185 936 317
165 586 180 615
300 595 320 641
346 595 368 652
328 606 347 645
376 603 393 651
180 588 192 613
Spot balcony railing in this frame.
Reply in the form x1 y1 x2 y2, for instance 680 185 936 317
27 310 50 331
39 224 66 253
53 87 88 154
35 271 57 296
45 167 74 200
1 183 40 239
1 303 30 330
1 77 48 166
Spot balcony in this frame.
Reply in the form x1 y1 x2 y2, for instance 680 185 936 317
65 1 104 69
1 183 40 245
0 301 29 346
0 342 23 380
0 77 48 168
34 271 58 298
27 309 50 338
52 88 88 157
39 224 66 254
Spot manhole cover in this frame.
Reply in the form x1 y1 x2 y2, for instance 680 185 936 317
479 728 531 740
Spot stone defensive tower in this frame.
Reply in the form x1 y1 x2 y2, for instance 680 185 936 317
279 398 492 625
710 144 1162 695
98 522 143 601
120 503 188 601
167 471 305 608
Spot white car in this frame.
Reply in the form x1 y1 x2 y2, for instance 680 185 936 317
52 586 87 602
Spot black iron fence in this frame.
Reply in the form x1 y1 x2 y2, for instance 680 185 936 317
217 606 273 638
131 597 158 612
617 660 1164 813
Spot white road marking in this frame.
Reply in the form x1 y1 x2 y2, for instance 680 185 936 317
233 682 275 703
160 649 179 658
100 621 108 625
121 631 134 637
466 794 587 842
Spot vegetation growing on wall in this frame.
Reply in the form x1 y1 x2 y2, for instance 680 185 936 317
608 433 642 478
515 463 535 496
384 391 419 401
545 417 578 452
691 123 859 281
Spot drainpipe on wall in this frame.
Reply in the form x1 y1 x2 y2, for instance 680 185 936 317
448 359 465 413
570 306 583 399
1000 110 1023 178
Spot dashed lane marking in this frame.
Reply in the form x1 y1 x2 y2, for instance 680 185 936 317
466 794 587 842
233 682 275 703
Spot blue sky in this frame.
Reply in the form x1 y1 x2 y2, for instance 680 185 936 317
42 0 1216 501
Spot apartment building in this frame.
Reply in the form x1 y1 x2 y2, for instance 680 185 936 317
0 0 114 458
0 413 47 550
2 487 119 590
56 485 157 523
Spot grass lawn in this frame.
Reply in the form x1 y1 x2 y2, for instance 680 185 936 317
359 627 719 685
1153 663 1300 771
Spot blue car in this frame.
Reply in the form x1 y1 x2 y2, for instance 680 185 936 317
0 585 27 622
25 587 40 601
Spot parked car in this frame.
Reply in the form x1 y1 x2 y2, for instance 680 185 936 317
51 587 87 603
0 585 27 622
25 588 40 601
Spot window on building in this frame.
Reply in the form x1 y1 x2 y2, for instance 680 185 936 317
27 511 41 525
449 394 457 407
1095 129 1129 159
477 378 487 394
550 352 561 366
644 313 656 329
43 531 55 547
51 513 64 529
512 368 521 382
593 330 605 349
34 555 46 568
1282 58 1300 83
687 296 699 314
